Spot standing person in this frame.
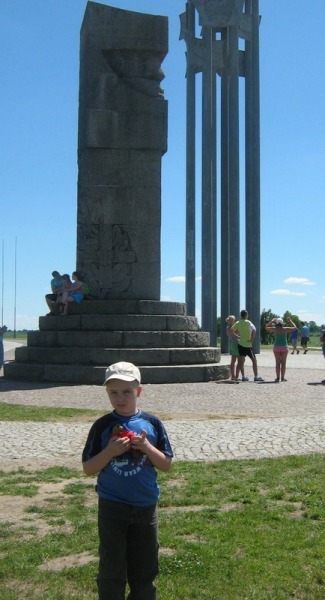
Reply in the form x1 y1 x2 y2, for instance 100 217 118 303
225 315 243 381
231 309 264 382
0 325 8 369
300 322 310 354
45 270 63 315
290 324 300 354
82 361 173 600
265 317 297 382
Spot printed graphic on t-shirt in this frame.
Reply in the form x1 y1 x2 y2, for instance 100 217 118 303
111 454 149 478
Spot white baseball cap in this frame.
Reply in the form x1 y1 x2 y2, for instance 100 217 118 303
103 362 141 385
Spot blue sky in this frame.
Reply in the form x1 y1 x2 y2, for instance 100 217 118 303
1 0 325 331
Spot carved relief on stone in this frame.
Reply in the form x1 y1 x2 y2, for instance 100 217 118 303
78 224 136 298
102 49 165 98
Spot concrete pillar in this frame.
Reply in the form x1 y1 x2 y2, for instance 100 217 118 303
185 2 196 317
245 0 261 350
220 29 230 351
201 25 217 343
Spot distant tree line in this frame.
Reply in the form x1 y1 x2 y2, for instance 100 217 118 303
260 309 325 345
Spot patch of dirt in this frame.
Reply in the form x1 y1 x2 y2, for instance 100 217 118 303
160 505 216 513
39 551 97 572
159 547 177 556
277 500 305 520
179 534 207 543
219 502 242 513
1 458 81 472
161 503 241 514
0 477 95 538
4 580 48 599
165 478 184 488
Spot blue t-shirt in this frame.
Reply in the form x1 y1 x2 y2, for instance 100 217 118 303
301 325 309 338
51 277 63 292
291 328 299 341
82 410 173 507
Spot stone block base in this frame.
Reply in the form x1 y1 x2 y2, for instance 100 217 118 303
4 300 229 384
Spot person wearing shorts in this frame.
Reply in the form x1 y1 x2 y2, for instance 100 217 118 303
265 317 297 382
225 315 243 381
300 322 310 354
290 326 300 354
231 310 264 382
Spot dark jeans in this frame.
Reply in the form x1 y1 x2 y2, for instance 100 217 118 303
97 498 158 600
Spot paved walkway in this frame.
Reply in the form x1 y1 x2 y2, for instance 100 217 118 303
1 343 325 468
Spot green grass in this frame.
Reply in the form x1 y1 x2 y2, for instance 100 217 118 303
0 403 103 422
261 333 322 350
0 457 324 599
2 331 28 340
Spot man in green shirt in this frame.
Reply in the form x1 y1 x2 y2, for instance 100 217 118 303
231 310 264 382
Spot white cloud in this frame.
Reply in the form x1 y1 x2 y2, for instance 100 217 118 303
271 289 306 297
284 277 315 286
166 276 185 283
165 275 202 283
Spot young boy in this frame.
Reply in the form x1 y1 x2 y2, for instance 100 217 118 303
82 361 173 600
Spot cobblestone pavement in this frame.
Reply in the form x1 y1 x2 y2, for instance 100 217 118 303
1 344 325 468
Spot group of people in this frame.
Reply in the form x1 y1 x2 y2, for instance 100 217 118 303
290 321 310 355
45 270 89 316
226 311 312 383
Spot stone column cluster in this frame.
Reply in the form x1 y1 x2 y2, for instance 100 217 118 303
180 0 261 350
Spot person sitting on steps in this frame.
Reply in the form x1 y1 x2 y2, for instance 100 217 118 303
60 271 85 315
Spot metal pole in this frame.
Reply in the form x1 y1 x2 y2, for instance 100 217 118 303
1 239 4 327
14 236 17 338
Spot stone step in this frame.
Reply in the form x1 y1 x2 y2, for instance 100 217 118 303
15 346 220 366
28 330 211 348
4 362 229 385
39 313 199 332
5 300 228 385
49 299 187 316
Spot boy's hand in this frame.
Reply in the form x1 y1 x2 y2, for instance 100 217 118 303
130 430 149 453
108 435 132 456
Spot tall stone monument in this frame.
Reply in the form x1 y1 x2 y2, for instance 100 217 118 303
77 2 168 300
4 1 228 385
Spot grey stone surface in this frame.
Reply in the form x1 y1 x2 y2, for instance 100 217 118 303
15 346 221 367
77 3 168 300
1 347 325 469
5 300 224 384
